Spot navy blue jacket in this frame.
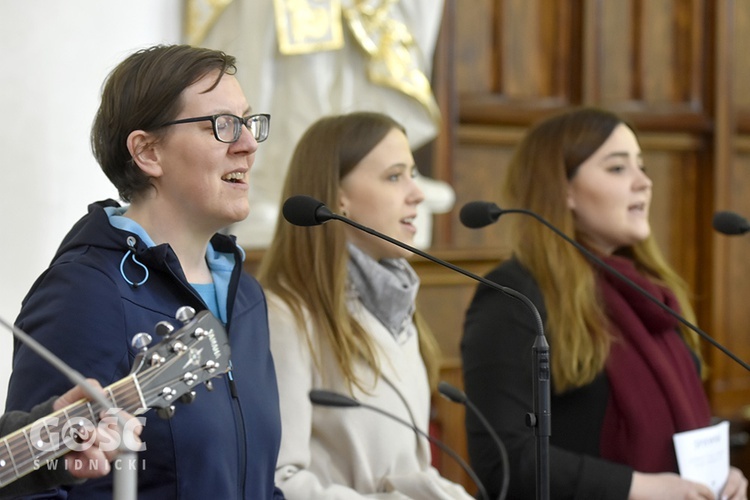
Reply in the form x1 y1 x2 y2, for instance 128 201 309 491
5 200 284 499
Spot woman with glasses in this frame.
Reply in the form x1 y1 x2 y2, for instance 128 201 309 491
258 112 473 499
4 44 284 499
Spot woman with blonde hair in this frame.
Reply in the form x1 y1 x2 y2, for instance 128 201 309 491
259 111 472 499
462 107 747 499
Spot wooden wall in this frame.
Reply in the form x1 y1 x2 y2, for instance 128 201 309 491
416 0 750 491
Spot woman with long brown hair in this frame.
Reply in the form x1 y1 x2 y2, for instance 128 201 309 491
462 107 747 499
259 111 472 499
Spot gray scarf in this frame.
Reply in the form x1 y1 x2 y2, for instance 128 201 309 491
346 243 419 339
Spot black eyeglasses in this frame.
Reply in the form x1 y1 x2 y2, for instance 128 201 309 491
159 113 270 143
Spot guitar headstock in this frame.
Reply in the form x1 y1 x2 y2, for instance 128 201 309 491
129 308 231 415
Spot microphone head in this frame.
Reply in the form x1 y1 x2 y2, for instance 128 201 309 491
282 195 335 227
713 211 750 235
459 201 503 229
309 389 360 408
437 381 467 404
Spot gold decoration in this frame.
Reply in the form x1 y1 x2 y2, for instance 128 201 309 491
185 0 235 46
273 0 345 54
343 0 440 123
184 0 440 124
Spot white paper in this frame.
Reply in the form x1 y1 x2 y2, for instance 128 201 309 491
673 420 730 498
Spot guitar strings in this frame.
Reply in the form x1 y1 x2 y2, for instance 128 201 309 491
0 340 225 486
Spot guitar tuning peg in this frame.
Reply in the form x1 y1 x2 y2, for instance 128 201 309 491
205 380 214 392
175 306 196 324
157 405 176 420
131 332 153 351
179 390 197 404
154 320 175 337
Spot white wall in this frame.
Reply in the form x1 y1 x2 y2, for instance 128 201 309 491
0 1 181 410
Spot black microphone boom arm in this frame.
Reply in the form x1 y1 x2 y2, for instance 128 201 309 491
461 201 750 373
438 381 510 500
310 389 490 500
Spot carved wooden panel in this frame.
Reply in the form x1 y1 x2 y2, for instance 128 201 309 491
733 2 750 115
710 141 750 416
583 0 708 109
707 1 750 419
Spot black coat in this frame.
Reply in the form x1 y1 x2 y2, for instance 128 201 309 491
461 258 632 499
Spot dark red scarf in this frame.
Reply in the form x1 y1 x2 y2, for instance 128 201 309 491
597 255 711 472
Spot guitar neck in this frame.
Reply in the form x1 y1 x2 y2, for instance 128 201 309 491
0 375 144 488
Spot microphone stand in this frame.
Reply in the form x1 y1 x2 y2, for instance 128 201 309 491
290 197 551 500
310 390 490 500
0 316 137 500
531 337 550 500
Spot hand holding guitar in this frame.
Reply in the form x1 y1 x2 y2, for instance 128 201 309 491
51 380 143 479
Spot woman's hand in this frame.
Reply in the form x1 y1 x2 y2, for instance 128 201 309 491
629 471 715 500
720 467 748 500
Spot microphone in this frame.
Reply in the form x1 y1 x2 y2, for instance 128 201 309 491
438 381 509 500
0 316 138 500
460 201 750 373
460 201 502 229
309 389 490 500
284 194 550 500
281 195 335 226
713 210 750 235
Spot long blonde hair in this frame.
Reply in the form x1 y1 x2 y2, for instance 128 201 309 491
257 112 441 393
502 108 702 393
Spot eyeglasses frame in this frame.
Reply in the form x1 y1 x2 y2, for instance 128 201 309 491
159 113 270 143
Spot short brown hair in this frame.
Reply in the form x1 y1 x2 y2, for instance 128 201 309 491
91 44 237 201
